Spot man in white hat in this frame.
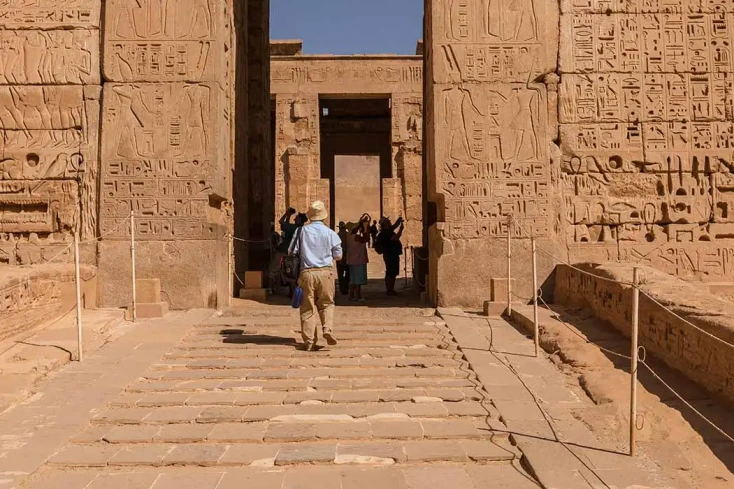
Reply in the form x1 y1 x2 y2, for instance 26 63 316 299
288 200 342 350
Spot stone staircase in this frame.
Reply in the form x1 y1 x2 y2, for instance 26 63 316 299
34 307 538 488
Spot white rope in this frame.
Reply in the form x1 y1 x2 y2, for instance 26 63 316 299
534 245 734 351
522 290 734 445
638 290 734 351
639 360 734 443
0 242 75 295
79 215 132 244
535 245 635 286
229 234 272 244
531 292 632 361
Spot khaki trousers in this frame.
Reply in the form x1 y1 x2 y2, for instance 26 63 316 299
297 268 335 346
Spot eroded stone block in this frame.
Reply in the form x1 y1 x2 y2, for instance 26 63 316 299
103 0 224 82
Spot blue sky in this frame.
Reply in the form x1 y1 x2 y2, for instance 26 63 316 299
270 0 424 55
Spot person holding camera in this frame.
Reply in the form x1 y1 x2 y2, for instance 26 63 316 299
346 214 371 302
376 216 404 296
268 207 298 294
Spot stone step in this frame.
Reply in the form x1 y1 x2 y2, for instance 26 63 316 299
111 391 487 410
143 369 468 383
49 439 516 468
80 417 501 444
190 325 443 334
123 378 475 395
199 318 444 327
186 332 443 342
160 355 462 368
93 400 491 425
174 339 454 349
27 464 539 489
166 347 459 358
148 364 465 377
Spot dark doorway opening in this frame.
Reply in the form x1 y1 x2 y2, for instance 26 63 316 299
319 97 392 230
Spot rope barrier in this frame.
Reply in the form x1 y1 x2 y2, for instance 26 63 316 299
521 254 734 447
534 244 734 351
638 290 734 351
639 359 734 443
0 215 135 296
229 234 272 244
535 245 636 287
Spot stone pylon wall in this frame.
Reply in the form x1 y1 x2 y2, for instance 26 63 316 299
97 0 234 308
425 0 560 307
426 0 734 308
0 2 102 266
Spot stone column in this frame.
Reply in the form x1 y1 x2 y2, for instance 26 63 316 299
391 95 424 248
274 94 323 220
425 0 559 307
99 0 234 308
243 0 273 282
0 1 102 267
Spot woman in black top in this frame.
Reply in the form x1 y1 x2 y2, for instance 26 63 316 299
377 217 404 296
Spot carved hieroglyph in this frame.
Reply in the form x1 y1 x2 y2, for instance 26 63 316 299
100 83 220 240
0 0 102 268
0 84 100 263
0 0 101 29
104 0 220 82
271 55 424 246
426 0 559 306
559 2 734 282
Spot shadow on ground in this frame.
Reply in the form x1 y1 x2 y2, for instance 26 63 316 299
539 305 734 475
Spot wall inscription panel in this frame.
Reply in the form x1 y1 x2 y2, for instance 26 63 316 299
99 83 220 240
559 1 734 282
103 0 221 82
0 1 102 266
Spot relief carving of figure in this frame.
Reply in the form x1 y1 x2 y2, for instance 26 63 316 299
498 87 539 162
484 0 538 42
23 31 47 83
442 85 483 163
0 36 21 84
183 84 209 157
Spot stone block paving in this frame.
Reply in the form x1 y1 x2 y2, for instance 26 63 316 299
19 307 537 489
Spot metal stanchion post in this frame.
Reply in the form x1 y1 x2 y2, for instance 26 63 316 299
507 222 512 316
630 267 640 456
130 211 137 323
532 237 539 358
74 231 83 362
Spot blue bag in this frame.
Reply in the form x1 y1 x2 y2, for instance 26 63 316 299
291 285 303 308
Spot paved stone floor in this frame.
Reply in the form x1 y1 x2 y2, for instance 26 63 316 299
0 299 687 489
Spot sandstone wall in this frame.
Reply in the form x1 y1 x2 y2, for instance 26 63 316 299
0 1 101 267
426 1 734 307
425 0 561 307
97 0 239 308
559 0 734 284
1 264 97 343
270 56 424 247
554 263 734 404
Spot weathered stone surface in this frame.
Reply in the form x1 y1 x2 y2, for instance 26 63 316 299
0 0 101 29
103 0 224 83
270 50 423 248
424 1 734 306
0 30 99 85
554 263 734 404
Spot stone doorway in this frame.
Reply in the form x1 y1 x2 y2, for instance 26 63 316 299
319 97 393 229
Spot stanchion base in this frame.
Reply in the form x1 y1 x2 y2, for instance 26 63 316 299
126 302 169 320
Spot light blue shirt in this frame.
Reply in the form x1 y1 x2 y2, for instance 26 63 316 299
288 221 343 269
